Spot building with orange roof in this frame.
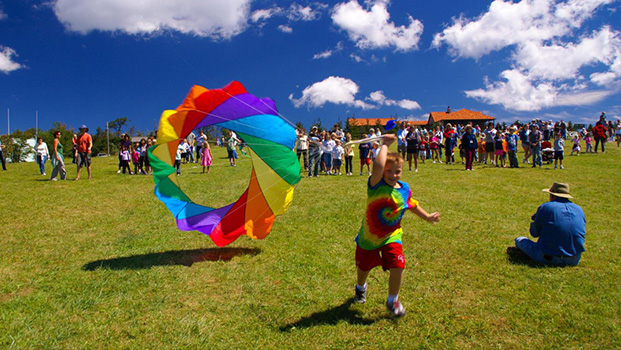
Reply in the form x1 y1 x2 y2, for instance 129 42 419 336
428 107 495 127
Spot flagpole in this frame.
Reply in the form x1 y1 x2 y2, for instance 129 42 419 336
106 121 110 156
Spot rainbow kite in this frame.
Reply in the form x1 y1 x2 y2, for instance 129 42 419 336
148 81 301 246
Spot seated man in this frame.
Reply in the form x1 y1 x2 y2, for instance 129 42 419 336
515 183 586 266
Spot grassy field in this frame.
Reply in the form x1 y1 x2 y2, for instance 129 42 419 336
1 142 619 349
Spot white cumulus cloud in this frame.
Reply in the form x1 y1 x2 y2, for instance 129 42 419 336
432 0 613 59
289 76 370 109
289 76 420 110
367 90 420 110
278 25 293 33
331 0 423 51
251 8 282 23
53 0 252 39
0 46 23 74
465 69 613 111
434 0 619 111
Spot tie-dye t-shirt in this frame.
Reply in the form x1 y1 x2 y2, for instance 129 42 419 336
356 178 419 250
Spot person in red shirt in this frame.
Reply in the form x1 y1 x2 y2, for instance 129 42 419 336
443 123 456 164
592 117 608 153
75 125 92 180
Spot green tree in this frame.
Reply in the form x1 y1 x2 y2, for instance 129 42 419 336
109 117 129 137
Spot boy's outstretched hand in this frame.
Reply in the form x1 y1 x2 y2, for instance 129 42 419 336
382 134 397 146
426 212 441 224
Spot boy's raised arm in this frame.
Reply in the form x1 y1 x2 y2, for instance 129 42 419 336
369 134 396 187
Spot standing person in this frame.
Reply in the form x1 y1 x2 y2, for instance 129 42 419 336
138 138 147 174
494 133 505 168
506 126 519 168
50 131 66 181
584 132 593 153
514 183 585 266
353 134 440 317
332 140 344 175
405 126 419 172
201 140 212 174
483 123 496 165
0 138 6 170
529 124 543 168
119 145 131 174
344 133 354 176
34 137 49 175
321 133 336 175
132 142 141 175
418 136 428 164
144 138 153 174
430 135 440 163
397 122 407 160
570 135 581 156
186 131 196 163
296 128 309 171
461 125 477 171
307 126 321 177
443 124 455 164
519 124 531 164
358 134 371 176
592 120 607 153
226 131 240 167
71 134 78 164
75 125 92 181
195 130 206 164
553 132 565 169
175 141 183 175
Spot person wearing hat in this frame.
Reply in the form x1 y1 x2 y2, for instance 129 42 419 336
75 124 92 180
514 183 586 266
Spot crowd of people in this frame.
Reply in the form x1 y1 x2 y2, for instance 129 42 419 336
295 113 620 176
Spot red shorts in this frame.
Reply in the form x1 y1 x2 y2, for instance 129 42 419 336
360 158 371 165
355 243 405 271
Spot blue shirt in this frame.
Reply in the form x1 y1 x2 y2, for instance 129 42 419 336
530 198 586 257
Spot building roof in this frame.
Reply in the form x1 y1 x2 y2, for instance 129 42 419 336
347 118 429 127
347 118 395 126
429 109 495 123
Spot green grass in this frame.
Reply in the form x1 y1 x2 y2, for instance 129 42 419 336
1 143 619 349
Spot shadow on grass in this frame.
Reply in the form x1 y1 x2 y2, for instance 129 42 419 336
83 247 261 270
506 246 543 267
280 298 386 331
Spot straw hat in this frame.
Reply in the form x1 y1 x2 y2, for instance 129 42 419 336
542 182 573 199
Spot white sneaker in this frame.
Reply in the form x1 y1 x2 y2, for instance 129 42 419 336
338 172 342 175
560 165 564 169
415 168 418 173
117 170 121 174
386 299 406 317
433 161 436 164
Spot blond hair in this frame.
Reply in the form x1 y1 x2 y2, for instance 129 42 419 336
386 151 404 166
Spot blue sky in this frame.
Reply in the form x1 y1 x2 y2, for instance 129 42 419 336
1 0 620 134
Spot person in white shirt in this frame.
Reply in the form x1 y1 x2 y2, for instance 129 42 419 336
34 138 49 175
332 140 345 175
296 128 309 170
397 122 408 159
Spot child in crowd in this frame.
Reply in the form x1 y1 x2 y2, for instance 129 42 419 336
354 134 440 317
554 132 565 169
584 133 593 153
322 132 335 175
571 134 581 156
371 142 380 162
144 139 152 174
175 141 184 175
344 134 354 176
405 127 419 172
494 133 505 168
201 140 212 174
132 143 140 175
430 135 440 163
418 136 428 163
506 127 519 168
359 134 371 176
119 145 132 175
332 140 344 175
477 138 486 163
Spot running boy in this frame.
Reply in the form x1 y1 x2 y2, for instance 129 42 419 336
354 134 440 317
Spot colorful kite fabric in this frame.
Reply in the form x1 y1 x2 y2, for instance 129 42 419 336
148 81 301 246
